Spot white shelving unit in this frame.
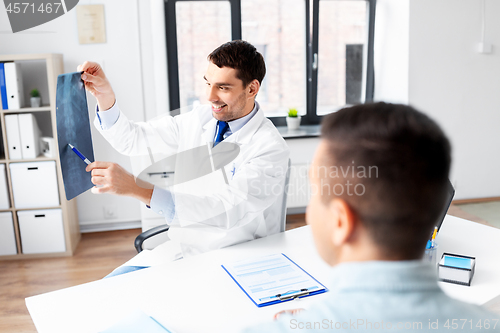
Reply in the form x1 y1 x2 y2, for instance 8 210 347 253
0 53 80 260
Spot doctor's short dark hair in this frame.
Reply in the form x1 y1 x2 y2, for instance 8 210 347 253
319 102 451 260
208 40 266 87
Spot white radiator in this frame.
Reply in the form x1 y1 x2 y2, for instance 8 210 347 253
286 164 311 208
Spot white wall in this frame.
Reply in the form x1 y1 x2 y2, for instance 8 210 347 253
409 0 500 200
374 0 500 200
374 0 410 104
0 0 160 230
373 0 410 104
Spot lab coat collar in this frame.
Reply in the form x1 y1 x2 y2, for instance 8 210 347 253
202 101 264 145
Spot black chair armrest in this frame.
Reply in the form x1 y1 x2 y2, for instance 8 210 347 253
134 225 170 253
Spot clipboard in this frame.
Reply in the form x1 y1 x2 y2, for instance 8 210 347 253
221 253 327 307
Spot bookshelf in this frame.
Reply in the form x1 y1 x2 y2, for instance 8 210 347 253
0 53 80 260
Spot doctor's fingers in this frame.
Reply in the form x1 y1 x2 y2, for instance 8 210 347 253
77 61 104 76
86 161 114 172
91 176 106 186
91 185 112 194
81 73 106 89
82 75 113 96
91 168 108 177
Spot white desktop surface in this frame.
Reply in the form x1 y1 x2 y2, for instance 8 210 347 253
26 215 500 333
437 216 500 306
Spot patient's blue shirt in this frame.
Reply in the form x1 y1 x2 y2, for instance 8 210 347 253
243 260 499 332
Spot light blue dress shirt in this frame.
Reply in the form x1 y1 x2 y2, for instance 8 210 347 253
243 261 499 333
96 102 259 222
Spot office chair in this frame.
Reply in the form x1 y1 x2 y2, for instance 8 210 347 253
134 159 292 253
436 179 456 231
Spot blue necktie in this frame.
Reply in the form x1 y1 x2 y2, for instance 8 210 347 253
214 121 229 147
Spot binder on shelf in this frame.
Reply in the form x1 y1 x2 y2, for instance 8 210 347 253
222 253 327 307
0 164 10 209
18 113 41 159
0 62 8 110
438 253 476 286
4 62 25 110
5 114 23 160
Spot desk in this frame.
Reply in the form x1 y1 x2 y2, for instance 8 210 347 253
437 216 500 306
26 215 500 333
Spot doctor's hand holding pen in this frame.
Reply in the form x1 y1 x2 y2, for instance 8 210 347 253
85 161 153 206
77 61 116 112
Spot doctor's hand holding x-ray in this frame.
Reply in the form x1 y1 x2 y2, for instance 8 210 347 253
76 61 154 206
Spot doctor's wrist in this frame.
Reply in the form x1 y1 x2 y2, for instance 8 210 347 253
132 186 154 206
97 95 116 111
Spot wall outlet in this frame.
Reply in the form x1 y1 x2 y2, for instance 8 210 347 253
477 42 492 54
103 205 118 219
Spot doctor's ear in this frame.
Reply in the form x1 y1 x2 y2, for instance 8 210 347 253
247 79 260 97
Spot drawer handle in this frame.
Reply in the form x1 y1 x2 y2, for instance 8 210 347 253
34 214 45 218
148 172 174 178
28 167 38 170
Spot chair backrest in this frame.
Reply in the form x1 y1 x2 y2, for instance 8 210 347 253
279 159 292 233
436 179 455 231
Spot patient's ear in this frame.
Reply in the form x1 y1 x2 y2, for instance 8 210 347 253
329 199 356 246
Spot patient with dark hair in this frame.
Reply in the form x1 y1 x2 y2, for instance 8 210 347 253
244 102 498 332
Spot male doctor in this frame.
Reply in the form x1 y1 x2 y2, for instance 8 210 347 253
78 40 290 272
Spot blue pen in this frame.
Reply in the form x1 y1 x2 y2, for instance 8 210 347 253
68 144 91 165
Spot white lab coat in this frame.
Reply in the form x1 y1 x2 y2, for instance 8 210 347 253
95 103 290 261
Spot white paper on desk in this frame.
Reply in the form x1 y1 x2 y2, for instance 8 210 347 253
100 309 175 333
222 253 326 306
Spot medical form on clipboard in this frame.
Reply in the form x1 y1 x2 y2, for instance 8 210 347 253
221 253 328 307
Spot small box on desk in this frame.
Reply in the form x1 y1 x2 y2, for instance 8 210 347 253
0 212 17 255
438 253 476 286
10 161 59 209
18 209 65 254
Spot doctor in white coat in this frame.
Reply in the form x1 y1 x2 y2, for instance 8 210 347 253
78 41 290 271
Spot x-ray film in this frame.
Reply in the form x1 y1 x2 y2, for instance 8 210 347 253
56 72 95 200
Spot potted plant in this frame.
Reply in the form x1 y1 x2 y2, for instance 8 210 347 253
30 89 41 108
286 108 301 130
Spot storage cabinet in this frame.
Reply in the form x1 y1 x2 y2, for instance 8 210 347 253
0 53 80 259
18 209 65 254
0 212 16 255
10 161 60 208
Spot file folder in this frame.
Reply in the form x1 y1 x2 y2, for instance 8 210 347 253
18 113 41 159
222 253 327 307
0 63 8 110
4 62 24 110
5 114 23 159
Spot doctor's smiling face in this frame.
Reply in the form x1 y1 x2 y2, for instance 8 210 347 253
204 61 260 122
205 40 266 122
